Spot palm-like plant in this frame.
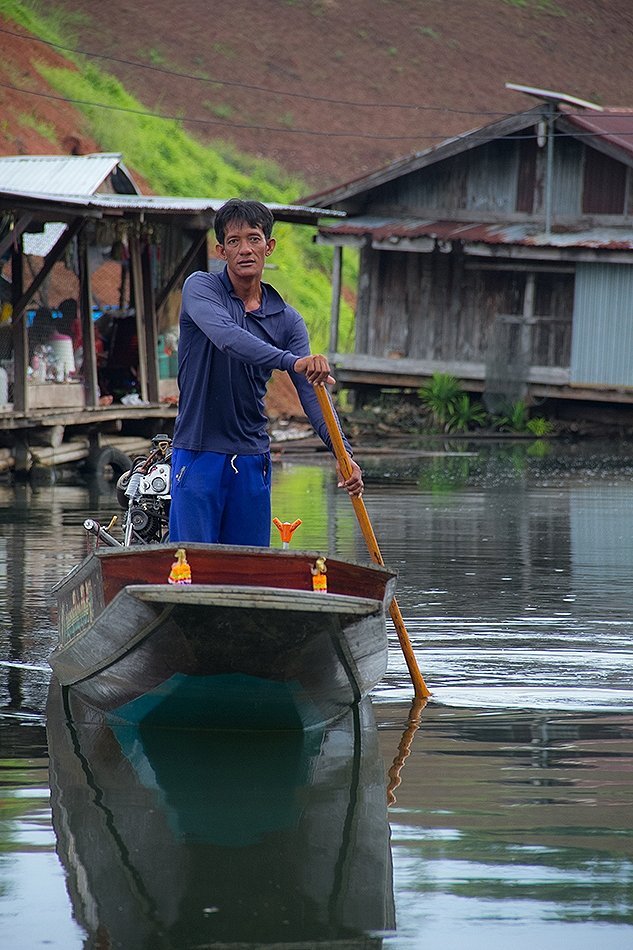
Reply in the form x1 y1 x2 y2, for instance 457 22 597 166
446 394 488 432
418 373 463 428
495 400 529 432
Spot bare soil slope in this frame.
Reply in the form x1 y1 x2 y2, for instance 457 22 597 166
38 0 633 188
0 24 100 156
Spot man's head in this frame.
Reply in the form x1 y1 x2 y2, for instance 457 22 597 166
214 199 276 285
214 199 274 245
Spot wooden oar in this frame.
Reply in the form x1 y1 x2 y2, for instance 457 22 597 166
314 384 431 699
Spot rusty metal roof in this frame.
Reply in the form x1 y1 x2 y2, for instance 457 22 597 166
0 153 139 196
319 216 633 251
559 106 633 161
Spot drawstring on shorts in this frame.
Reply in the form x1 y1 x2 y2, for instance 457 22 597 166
230 454 239 474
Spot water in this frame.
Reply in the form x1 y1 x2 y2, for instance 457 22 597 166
1 439 633 948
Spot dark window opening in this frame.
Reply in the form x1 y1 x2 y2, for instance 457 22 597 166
516 137 537 213
582 149 626 214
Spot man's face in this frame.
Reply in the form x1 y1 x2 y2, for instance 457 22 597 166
216 220 275 282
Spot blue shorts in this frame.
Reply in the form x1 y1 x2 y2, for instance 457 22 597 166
169 449 272 546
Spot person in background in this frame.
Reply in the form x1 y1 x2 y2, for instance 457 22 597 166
169 197 363 546
58 298 81 352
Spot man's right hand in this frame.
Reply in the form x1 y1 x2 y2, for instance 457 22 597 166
294 354 335 385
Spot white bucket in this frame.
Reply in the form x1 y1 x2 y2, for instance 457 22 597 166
50 332 76 380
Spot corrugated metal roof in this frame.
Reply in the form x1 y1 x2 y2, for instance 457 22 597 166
22 222 66 256
319 216 633 250
0 187 343 222
0 153 138 196
559 106 633 161
1 186 344 255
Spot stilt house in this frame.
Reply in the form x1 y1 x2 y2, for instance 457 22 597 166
0 154 333 474
305 86 633 411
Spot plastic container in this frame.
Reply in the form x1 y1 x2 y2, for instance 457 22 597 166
50 331 75 380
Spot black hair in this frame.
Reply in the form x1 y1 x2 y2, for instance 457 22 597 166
214 199 274 245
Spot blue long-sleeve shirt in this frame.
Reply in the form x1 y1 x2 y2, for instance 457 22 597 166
172 267 352 457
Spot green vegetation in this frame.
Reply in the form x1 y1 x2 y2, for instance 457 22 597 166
0 0 87 37
446 392 488 433
417 373 555 436
418 372 466 429
526 415 555 437
16 111 58 144
495 398 529 432
0 0 357 352
495 400 554 435
211 41 236 59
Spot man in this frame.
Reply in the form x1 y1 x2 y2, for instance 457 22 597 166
169 198 363 546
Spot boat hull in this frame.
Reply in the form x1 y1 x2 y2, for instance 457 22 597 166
50 544 398 730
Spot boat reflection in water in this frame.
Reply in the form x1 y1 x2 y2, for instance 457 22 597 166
46 679 395 948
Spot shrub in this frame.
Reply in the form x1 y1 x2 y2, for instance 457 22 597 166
526 416 554 437
418 373 463 428
495 400 529 432
446 393 488 432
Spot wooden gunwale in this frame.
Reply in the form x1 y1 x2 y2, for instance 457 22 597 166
54 542 397 608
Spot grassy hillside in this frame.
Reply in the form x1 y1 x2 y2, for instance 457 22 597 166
0 0 357 351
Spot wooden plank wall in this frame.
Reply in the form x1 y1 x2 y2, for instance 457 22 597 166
361 248 573 370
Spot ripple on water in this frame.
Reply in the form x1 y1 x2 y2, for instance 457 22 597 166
378 627 633 712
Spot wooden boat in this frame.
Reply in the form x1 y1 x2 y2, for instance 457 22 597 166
47 680 395 947
49 542 398 730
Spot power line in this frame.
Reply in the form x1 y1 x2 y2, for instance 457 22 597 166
0 24 510 114
0 78 521 139
2 76 632 145
0 24 624 120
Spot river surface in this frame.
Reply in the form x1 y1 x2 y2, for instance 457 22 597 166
1 437 633 949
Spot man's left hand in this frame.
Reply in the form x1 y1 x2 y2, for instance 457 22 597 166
337 459 364 498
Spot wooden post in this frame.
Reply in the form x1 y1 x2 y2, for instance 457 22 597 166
10 233 27 413
128 229 149 402
78 229 98 408
141 236 159 403
329 245 342 354
522 271 535 388
356 242 373 354
155 229 208 311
